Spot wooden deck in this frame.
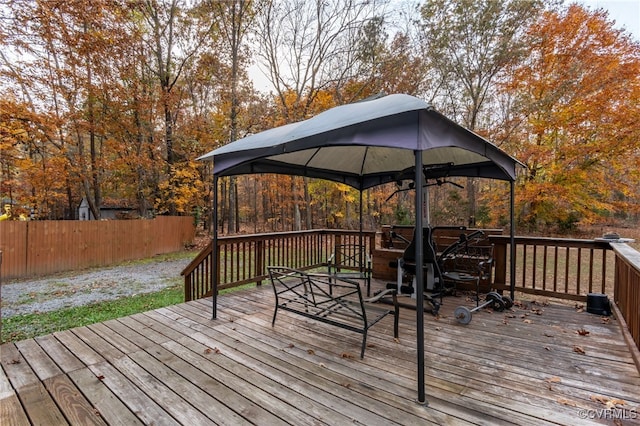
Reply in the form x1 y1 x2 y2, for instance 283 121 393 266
2 282 639 425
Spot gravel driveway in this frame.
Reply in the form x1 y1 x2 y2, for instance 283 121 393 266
1 254 193 318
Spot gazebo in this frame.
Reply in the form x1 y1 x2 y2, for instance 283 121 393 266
199 93 523 404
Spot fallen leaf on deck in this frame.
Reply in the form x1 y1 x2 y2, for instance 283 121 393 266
394 337 400 344
544 346 551 351
557 398 577 407
606 399 626 409
341 352 355 359
590 395 610 404
523 319 532 324
573 346 586 355
307 349 315 355
576 328 590 336
601 317 610 324
545 376 561 390
288 343 295 348
590 395 626 408
319 362 326 368
341 382 352 388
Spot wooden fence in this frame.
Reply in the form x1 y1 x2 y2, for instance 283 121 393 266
0 216 195 280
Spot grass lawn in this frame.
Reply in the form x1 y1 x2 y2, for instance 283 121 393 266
1 275 257 344
1 284 184 343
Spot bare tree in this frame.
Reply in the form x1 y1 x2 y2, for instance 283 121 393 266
254 0 384 118
253 0 383 230
419 0 546 224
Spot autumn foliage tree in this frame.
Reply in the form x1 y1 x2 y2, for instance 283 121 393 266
0 0 241 220
419 0 545 225
500 5 640 231
2 0 639 236
0 0 137 219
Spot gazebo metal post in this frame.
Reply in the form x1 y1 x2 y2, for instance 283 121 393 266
510 181 516 301
359 189 364 277
414 151 427 405
212 175 219 320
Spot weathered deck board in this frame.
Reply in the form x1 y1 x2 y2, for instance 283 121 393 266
1 282 639 425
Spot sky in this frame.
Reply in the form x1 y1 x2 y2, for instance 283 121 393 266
249 1 640 92
577 0 640 40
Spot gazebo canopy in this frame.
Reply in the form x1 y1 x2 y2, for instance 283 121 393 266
199 94 521 186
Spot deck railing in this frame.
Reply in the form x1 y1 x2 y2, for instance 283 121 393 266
489 235 638 354
489 235 616 301
610 243 640 354
183 230 639 352
181 229 375 301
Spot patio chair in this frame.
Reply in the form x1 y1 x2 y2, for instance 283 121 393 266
441 243 494 306
327 244 372 297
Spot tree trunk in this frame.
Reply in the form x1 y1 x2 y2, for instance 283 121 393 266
228 176 237 233
304 177 312 230
466 177 476 226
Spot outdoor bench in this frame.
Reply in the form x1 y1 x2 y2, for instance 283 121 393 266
327 243 372 297
268 266 399 358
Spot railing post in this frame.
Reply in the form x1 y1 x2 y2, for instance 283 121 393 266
256 240 264 286
368 233 375 255
335 234 342 266
184 274 193 301
490 236 507 290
